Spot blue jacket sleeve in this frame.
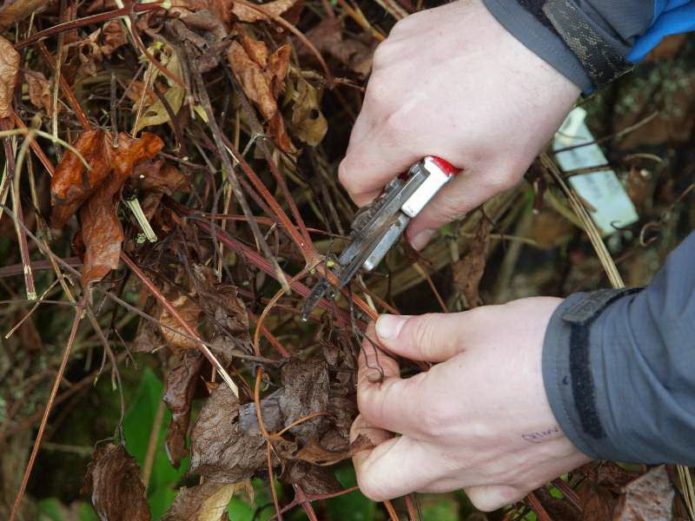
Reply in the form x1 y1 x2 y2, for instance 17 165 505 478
630 1 695 61
543 233 695 464
482 0 695 91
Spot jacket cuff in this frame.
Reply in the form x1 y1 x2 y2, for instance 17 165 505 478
542 289 641 460
482 0 593 92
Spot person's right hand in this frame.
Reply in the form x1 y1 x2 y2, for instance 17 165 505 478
339 0 580 249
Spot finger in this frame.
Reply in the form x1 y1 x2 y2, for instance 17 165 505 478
464 485 525 512
374 312 474 362
406 168 518 250
350 414 393 452
352 435 440 501
357 329 427 433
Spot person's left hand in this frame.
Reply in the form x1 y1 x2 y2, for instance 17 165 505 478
350 298 591 511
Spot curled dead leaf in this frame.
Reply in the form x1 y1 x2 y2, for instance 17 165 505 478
190 384 279 483
453 218 491 308
0 35 20 119
613 466 674 521
231 0 297 23
51 129 111 228
288 76 327 146
163 350 205 467
228 33 295 153
159 295 202 351
81 443 151 521
305 18 374 78
163 481 252 521
24 70 54 116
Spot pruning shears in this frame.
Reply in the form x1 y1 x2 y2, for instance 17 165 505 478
301 156 460 320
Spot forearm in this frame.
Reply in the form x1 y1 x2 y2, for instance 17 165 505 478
544 232 695 464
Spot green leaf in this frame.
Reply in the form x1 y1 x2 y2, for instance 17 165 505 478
122 368 188 520
325 465 375 521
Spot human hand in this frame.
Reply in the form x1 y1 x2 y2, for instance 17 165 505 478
339 0 580 249
350 298 591 511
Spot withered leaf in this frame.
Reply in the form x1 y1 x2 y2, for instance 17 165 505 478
82 443 151 521
231 0 297 23
63 132 163 285
288 77 327 146
191 384 281 483
159 295 202 351
52 129 111 228
453 217 491 308
137 160 190 196
577 480 617 521
228 34 295 153
133 52 185 133
51 130 164 228
282 461 342 496
279 357 329 443
0 35 19 119
79 176 126 287
99 20 127 57
305 18 373 78
613 466 674 521
163 481 252 521
164 350 205 467
24 70 53 115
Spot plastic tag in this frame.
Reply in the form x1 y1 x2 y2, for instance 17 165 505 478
553 107 638 236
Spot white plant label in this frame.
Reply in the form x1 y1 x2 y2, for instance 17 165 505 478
553 107 638 236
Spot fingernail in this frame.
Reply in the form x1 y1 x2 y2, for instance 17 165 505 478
376 314 406 340
409 229 435 251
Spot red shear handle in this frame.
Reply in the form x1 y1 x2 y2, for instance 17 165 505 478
429 156 461 177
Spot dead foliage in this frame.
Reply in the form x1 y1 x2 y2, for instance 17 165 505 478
81 444 151 521
0 1 692 520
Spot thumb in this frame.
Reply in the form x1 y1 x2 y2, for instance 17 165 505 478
375 312 468 362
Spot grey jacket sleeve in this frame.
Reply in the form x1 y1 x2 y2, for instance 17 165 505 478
482 0 654 91
543 232 695 464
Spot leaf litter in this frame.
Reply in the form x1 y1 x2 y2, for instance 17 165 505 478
0 1 692 520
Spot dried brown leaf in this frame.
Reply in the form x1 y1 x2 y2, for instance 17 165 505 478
137 160 190 196
279 357 329 443
24 70 53 115
0 36 20 118
288 77 327 146
190 384 282 483
283 461 342 495
0 0 53 32
79 175 126 286
228 40 275 120
51 130 164 228
99 20 127 57
51 129 110 228
305 18 373 77
163 350 205 467
81 443 151 521
163 481 251 521
577 480 618 521
453 218 491 307
62 132 163 285
613 466 674 521
228 34 295 152
159 296 202 351
231 0 297 23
